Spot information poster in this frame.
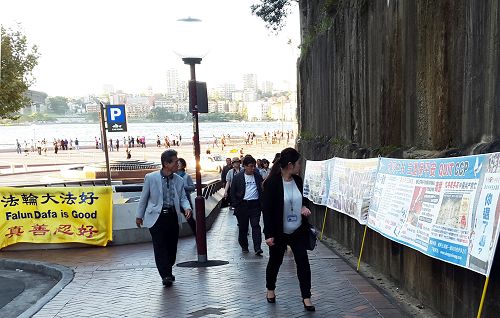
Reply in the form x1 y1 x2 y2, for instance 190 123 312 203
468 152 500 275
327 158 379 224
303 159 334 206
0 186 113 249
367 155 496 274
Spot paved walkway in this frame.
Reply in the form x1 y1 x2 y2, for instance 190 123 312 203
0 208 406 318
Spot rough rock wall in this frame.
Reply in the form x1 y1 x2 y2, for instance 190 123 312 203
298 0 499 156
297 1 500 317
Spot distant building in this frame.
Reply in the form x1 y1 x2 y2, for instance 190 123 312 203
126 96 153 118
166 69 186 101
102 84 115 95
154 98 177 112
243 73 258 102
232 90 244 102
85 103 99 113
216 83 236 101
262 81 273 96
109 92 127 105
246 101 269 121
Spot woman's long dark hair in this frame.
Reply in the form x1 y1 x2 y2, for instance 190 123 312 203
263 148 301 188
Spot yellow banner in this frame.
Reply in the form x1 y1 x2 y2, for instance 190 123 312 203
0 186 113 249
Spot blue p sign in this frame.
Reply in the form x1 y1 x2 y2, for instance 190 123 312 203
106 105 127 132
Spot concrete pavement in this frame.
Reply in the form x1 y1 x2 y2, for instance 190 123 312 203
0 207 408 318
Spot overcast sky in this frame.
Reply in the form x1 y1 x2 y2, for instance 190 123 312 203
1 0 300 97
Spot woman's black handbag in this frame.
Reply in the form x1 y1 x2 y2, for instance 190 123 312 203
306 224 318 251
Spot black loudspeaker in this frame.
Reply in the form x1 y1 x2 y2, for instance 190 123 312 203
189 81 208 113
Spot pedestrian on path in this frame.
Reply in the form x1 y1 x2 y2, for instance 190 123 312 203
16 139 22 154
223 157 243 209
230 155 264 255
176 158 196 235
135 149 192 287
262 147 315 311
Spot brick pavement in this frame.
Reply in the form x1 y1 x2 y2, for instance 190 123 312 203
0 208 407 318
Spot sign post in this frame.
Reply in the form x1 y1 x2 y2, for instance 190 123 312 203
99 102 111 185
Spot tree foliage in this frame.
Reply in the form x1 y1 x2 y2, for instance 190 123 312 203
47 96 69 114
149 107 186 122
251 0 295 32
0 25 40 119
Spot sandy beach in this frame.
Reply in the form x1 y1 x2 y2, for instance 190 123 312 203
0 138 294 186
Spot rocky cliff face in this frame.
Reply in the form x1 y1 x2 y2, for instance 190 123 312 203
298 0 499 161
297 1 500 317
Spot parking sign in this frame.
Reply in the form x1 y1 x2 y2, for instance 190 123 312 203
106 105 127 132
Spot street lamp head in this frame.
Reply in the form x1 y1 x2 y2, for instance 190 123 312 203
173 17 209 61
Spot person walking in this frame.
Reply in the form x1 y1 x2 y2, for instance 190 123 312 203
176 158 196 235
116 138 120 152
220 158 232 187
136 149 193 287
75 138 80 150
262 147 315 311
223 157 243 209
230 155 264 255
259 159 271 179
16 139 22 154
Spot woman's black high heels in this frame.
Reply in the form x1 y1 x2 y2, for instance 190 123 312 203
266 291 276 303
302 299 316 311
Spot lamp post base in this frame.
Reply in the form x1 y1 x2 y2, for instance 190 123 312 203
177 260 229 268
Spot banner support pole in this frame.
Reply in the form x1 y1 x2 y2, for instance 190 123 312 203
320 207 328 240
476 276 490 318
357 225 368 272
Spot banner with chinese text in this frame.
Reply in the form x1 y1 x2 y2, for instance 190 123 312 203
326 158 379 224
0 186 113 249
367 154 500 275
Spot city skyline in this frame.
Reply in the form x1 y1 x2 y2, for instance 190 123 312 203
1 0 301 97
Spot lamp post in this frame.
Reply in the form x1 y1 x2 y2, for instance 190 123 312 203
185 56 207 262
173 17 211 264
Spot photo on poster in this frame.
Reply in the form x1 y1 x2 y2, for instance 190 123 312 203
436 193 469 229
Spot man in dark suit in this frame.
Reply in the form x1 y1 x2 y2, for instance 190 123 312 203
230 155 264 255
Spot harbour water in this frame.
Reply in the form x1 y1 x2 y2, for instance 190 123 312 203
0 121 296 150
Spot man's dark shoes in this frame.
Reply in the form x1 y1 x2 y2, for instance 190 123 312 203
162 276 174 287
302 299 316 311
242 248 249 253
255 249 263 256
266 290 276 303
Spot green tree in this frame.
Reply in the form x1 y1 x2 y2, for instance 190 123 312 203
0 25 40 119
149 107 169 121
251 0 296 32
47 96 69 114
84 111 99 122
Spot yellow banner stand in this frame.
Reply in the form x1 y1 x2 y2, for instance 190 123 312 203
356 225 368 272
0 186 113 249
320 207 328 240
476 276 490 318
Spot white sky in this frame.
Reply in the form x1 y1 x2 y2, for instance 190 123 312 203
1 0 301 97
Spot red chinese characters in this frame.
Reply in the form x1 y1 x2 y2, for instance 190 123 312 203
29 224 50 236
53 224 74 236
5 226 24 238
77 225 99 238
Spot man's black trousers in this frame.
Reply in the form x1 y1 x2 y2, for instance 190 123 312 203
149 211 179 278
235 200 262 252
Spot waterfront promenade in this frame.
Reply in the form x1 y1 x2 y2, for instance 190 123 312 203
1 207 406 318
0 139 286 186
